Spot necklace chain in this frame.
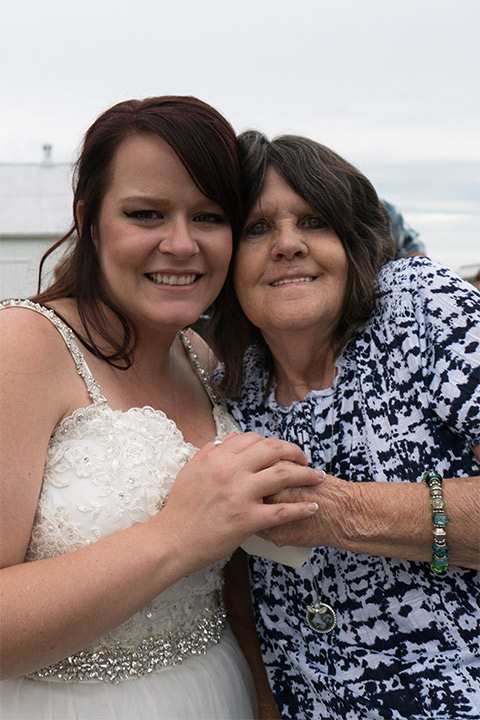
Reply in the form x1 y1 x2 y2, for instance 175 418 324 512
307 373 337 633
273 367 338 633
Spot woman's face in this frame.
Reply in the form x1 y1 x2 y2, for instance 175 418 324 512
91 132 232 334
234 167 349 344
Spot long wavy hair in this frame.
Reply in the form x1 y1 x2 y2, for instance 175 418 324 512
210 131 395 397
32 96 242 368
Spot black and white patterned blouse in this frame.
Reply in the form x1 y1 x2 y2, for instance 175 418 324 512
226 257 480 720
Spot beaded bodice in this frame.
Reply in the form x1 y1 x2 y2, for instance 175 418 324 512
0 299 239 682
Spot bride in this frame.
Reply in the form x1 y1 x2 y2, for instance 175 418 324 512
0 96 321 719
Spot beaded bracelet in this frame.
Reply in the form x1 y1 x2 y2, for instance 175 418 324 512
422 470 450 574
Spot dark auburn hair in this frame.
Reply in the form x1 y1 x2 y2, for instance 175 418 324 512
32 95 242 367
210 130 396 396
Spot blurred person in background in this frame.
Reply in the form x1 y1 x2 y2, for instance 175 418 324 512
383 199 426 259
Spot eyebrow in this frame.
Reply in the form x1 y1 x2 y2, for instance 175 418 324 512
120 195 168 205
120 195 223 209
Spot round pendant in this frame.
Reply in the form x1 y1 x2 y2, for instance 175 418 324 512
307 601 336 633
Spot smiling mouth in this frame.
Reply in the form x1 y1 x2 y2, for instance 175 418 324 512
145 273 200 286
270 276 316 287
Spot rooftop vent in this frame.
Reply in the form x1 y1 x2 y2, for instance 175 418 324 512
42 144 53 164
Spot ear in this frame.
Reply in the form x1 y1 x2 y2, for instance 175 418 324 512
76 200 85 234
76 201 98 247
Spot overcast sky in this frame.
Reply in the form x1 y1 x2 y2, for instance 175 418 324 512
1 0 479 271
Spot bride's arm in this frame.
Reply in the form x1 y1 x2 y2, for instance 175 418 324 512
0 310 321 679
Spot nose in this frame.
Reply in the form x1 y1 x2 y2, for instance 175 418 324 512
159 217 200 257
271 225 308 260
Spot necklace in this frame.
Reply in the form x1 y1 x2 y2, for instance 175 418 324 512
305 381 337 634
306 555 337 633
274 365 339 634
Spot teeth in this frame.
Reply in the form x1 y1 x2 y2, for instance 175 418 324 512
271 277 315 287
147 273 197 286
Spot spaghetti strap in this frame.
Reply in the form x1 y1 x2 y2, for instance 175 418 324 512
179 330 220 406
0 299 107 406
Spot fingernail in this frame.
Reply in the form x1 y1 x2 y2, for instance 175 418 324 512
315 469 326 479
308 502 319 513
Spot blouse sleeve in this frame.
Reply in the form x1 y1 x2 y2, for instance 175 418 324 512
414 259 480 448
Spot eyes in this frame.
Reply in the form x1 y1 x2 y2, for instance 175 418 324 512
124 210 160 222
244 215 328 238
195 213 226 225
123 210 226 225
245 220 270 237
304 216 328 230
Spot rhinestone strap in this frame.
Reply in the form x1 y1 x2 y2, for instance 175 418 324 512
26 602 226 684
179 330 220 405
0 299 107 406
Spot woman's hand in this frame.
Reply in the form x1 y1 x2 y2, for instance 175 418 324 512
258 471 480 570
258 471 347 548
158 432 322 572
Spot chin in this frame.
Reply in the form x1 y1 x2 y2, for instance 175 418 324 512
271 314 310 330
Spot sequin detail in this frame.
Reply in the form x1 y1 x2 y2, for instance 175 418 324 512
179 330 219 405
179 329 238 440
27 601 226 684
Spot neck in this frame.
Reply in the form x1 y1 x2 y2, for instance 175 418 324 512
265 331 338 405
54 297 183 380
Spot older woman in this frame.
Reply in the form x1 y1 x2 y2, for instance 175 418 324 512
212 132 480 719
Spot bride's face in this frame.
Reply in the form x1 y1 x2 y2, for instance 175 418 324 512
89 133 233 334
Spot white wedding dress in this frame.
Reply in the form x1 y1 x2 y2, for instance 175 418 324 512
0 300 256 720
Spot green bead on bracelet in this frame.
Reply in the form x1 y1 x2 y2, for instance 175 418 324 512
422 469 450 574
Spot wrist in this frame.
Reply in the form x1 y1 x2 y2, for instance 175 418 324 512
340 480 431 560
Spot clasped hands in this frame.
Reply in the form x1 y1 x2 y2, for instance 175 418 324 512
260 468 349 549
161 431 326 571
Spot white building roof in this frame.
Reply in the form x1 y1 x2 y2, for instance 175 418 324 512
0 160 73 236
